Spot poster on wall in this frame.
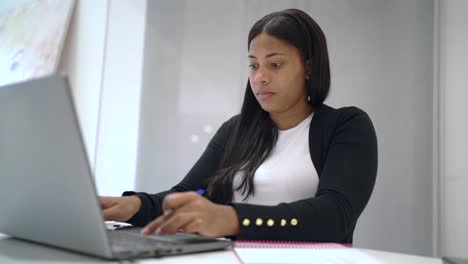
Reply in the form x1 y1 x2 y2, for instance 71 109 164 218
0 0 75 87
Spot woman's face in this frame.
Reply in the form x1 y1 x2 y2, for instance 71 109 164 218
248 33 308 115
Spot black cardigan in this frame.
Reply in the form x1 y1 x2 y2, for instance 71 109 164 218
123 104 378 243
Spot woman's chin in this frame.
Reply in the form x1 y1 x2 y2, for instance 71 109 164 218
258 104 282 115
258 103 274 113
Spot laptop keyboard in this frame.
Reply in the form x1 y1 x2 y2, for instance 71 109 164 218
107 229 220 254
108 230 171 253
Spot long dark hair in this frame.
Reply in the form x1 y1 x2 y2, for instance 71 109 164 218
206 9 330 204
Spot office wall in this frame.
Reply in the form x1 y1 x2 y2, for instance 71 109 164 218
93 0 146 196
137 0 434 255
438 0 468 258
135 0 245 191
60 0 146 195
60 0 108 171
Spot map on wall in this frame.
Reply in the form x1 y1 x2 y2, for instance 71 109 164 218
0 0 75 87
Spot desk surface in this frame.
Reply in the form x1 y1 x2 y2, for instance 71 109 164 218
0 234 441 264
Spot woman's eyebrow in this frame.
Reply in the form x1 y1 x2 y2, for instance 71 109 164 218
248 52 286 59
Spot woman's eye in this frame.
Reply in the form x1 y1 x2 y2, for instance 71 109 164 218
271 63 282 69
248 64 258 70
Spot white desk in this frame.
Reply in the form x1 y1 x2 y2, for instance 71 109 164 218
359 249 441 264
0 234 442 264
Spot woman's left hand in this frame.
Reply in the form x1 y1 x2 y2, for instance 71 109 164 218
141 192 240 238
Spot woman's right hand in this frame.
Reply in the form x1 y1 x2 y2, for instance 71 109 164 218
99 196 142 222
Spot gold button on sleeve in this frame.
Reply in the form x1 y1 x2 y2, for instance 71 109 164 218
242 218 251 227
291 218 298 226
267 219 274 227
255 218 263 226
280 219 287 227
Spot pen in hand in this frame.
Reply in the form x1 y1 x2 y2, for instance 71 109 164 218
141 189 205 235
162 189 204 220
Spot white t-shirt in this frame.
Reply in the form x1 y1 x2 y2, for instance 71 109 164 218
232 113 319 205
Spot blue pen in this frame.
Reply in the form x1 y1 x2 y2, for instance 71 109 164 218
196 189 205 196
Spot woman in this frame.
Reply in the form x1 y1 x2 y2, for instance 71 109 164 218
101 8 377 243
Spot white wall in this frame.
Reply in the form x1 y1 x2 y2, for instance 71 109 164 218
136 0 245 192
60 0 146 196
438 0 468 258
60 0 108 171
94 0 146 196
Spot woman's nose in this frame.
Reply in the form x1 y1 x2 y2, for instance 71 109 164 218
253 68 270 85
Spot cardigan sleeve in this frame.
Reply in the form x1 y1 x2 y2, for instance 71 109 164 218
230 107 378 242
122 117 234 227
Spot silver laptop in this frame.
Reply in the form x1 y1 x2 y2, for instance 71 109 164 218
0 74 233 260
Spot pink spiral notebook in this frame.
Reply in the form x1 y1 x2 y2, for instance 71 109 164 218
235 240 352 249
234 241 380 264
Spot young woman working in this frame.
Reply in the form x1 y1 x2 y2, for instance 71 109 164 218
100 8 378 243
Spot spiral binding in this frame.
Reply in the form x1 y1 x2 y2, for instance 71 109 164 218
235 240 353 249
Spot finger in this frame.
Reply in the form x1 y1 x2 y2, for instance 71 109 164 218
157 211 197 235
162 192 199 211
141 214 168 235
143 194 205 235
99 196 118 209
180 218 203 234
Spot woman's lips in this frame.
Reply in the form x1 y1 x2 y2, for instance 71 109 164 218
257 91 275 100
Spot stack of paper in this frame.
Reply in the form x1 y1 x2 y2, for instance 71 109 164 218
234 241 382 264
